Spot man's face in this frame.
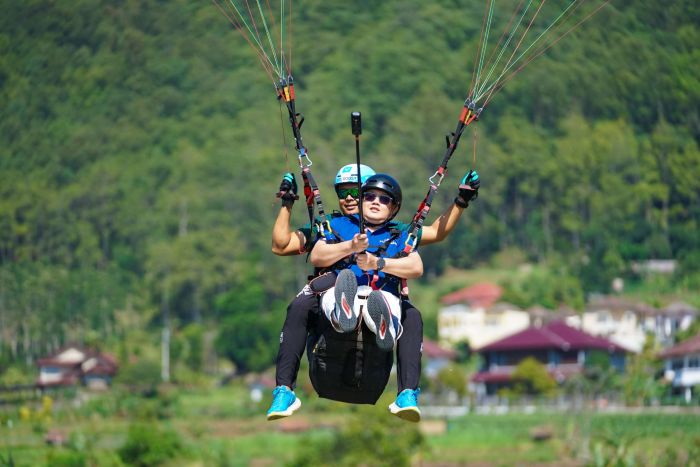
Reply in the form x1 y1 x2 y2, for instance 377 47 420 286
335 183 360 215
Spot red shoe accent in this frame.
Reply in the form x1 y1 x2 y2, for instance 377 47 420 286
379 317 387 339
341 294 353 318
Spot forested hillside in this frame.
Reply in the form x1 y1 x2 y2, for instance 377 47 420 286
1 0 699 367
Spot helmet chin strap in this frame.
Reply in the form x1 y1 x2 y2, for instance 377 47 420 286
363 220 385 228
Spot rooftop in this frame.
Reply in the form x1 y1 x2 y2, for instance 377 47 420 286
440 282 503 308
659 332 700 359
478 321 629 353
585 295 657 315
423 338 458 359
662 301 699 317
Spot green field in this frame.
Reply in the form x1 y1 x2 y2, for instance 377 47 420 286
1 386 699 466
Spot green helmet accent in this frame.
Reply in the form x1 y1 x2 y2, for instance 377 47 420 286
335 164 376 186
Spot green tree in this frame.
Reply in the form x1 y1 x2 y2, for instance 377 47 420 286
436 363 468 398
1 0 700 372
215 311 279 374
510 357 557 397
623 336 664 406
180 323 204 371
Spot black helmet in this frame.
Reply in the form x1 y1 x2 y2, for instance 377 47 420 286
362 173 402 215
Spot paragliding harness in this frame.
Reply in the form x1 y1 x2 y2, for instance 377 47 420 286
306 225 404 404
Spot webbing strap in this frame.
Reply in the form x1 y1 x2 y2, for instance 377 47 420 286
434 100 481 180
406 99 481 254
276 75 333 240
370 229 404 290
278 78 307 158
301 168 335 242
299 168 319 223
403 185 437 254
353 325 364 387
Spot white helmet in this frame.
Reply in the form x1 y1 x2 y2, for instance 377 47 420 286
334 164 376 186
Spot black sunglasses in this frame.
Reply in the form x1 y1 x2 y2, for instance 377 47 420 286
335 187 360 199
363 192 393 205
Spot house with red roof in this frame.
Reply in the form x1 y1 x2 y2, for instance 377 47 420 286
438 282 530 349
36 346 118 390
441 282 503 308
659 332 700 403
472 321 629 395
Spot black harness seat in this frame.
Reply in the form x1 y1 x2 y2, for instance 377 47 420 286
306 315 393 405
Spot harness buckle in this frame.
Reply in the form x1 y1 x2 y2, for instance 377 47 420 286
403 233 417 252
428 170 444 186
317 219 332 238
297 147 312 167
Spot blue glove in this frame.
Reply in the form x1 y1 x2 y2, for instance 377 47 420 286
455 170 480 208
277 172 298 204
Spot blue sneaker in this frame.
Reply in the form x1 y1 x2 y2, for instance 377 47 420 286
266 385 301 421
389 388 421 422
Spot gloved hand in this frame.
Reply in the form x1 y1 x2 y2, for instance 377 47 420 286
454 170 480 208
277 172 299 204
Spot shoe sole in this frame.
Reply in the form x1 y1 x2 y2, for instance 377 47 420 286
266 397 301 421
367 291 394 351
389 402 421 423
334 270 358 332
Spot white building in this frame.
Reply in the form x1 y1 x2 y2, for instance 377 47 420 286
438 283 530 350
642 301 698 348
438 284 697 357
660 333 700 403
574 297 697 353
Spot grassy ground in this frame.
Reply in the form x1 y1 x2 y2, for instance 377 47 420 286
425 412 700 466
2 385 700 466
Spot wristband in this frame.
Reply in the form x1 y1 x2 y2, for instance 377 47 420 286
454 196 469 208
376 257 386 271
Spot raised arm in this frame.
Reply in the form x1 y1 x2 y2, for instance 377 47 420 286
420 170 480 246
271 205 307 256
271 173 307 256
420 203 465 246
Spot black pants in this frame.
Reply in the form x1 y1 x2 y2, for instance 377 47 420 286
396 299 423 393
274 287 423 393
275 286 318 389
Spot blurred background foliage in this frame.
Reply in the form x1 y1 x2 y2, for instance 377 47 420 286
0 0 699 370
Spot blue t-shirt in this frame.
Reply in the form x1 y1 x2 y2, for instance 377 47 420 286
297 212 419 251
319 214 418 296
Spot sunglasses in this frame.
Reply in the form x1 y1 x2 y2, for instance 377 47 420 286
363 192 393 205
336 187 360 199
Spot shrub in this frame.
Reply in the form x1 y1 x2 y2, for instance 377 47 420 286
289 405 425 466
115 359 162 396
118 422 183 466
45 450 87 467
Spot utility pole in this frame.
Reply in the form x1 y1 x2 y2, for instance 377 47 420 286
161 280 170 383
